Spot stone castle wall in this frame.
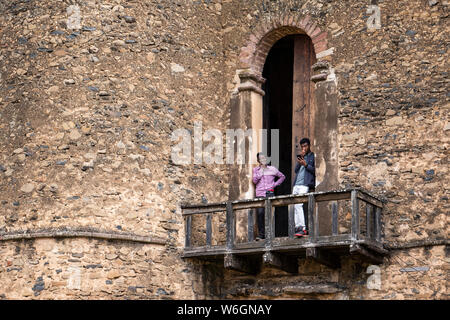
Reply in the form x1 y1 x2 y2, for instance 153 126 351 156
0 0 448 299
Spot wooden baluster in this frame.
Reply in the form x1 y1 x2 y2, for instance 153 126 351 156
288 205 295 238
206 213 212 246
374 206 382 242
366 204 373 240
332 201 338 236
308 194 316 242
314 199 319 241
264 199 273 247
248 209 255 242
226 201 235 250
351 190 360 241
185 215 192 248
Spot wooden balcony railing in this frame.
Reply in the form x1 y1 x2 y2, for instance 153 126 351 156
181 188 388 274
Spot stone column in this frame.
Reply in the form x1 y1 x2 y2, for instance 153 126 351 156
228 71 266 201
228 71 265 242
311 61 339 236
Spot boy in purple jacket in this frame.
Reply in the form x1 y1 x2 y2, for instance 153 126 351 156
252 153 285 240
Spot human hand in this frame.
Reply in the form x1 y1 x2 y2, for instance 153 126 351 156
297 155 306 166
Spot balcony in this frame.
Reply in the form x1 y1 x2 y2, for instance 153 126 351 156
181 188 389 274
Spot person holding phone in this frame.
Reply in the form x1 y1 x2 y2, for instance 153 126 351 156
252 152 285 240
292 138 316 237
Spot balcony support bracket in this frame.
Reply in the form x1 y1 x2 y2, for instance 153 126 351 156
350 244 384 265
306 247 340 269
224 253 259 275
263 251 299 274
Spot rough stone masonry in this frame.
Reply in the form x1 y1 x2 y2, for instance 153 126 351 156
0 0 448 299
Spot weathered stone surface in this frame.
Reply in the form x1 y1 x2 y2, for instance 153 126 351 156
385 116 404 126
106 270 121 279
0 0 447 301
444 122 450 131
20 183 35 193
105 253 118 260
112 39 126 47
68 129 82 141
170 63 185 73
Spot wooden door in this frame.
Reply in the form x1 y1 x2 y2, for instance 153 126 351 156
292 35 316 185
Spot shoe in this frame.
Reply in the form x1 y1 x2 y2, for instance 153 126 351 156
295 227 308 237
255 236 265 241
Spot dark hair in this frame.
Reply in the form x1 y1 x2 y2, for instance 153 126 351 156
257 152 265 162
300 138 310 146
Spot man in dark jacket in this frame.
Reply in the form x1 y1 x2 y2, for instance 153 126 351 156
292 138 315 237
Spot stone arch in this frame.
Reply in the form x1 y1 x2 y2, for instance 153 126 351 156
239 14 330 76
229 12 338 207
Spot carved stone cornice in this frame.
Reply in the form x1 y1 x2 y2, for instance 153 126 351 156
311 61 331 83
237 70 266 96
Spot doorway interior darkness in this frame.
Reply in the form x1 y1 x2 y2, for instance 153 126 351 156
262 34 315 237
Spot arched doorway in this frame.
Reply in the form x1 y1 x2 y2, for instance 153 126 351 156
230 15 339 239
261 34 316 237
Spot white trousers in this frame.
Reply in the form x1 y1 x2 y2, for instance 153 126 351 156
292 185 309 228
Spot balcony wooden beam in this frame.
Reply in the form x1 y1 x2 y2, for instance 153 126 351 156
357 190 384 208
224 253 259 274
306 247 340 269
350 244 384 265
263 251 298 274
